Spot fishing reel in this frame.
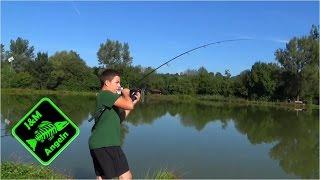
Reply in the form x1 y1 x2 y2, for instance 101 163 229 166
130 88 141 101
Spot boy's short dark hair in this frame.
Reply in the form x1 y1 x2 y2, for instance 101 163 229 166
100 69 121 88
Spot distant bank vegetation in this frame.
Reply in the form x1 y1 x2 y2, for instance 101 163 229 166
1 25 319 105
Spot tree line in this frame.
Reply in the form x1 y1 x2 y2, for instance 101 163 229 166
1 25 319 104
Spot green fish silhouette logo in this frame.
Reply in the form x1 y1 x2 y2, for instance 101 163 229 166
12 97 80 165
26 121 69 151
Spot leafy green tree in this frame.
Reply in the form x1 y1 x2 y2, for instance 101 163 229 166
121 43 133 66
0 44 12 88
182 69 198 76
197 67 210 94
301 64 319 104
97 39 116 68
275 25 319 101
149 74 166 90
310 24 319 39
124 65 144 88
11 72 34 88
29 52 53 89
1 63 16 88
48 51 99 90
174 76 195 94
97 39 133 68
207 73 219 95
248 62 280 100
1 44 6 61
213 72 224 95
222 69 233 97
7 37 34 72
300 25 319 103
114 40 122 64
233 70 250 98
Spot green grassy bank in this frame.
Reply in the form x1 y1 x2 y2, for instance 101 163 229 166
0 161 71 179
2 88 318 109
1 161 178 179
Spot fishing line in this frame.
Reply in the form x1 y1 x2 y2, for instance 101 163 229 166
89 37 284 122
129 38 253 100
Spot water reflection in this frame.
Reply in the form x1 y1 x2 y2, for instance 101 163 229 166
1 94 318 178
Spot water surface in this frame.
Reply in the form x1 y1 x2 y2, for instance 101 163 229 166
1 94 318 178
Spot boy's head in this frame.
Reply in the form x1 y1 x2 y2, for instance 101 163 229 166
100 69 121 92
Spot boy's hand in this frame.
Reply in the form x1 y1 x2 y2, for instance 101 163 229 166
121 88 130 97
133 92 141 105
115 88 134 110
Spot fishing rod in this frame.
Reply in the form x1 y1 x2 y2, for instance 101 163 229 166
88 38 251 123
129 38 251 100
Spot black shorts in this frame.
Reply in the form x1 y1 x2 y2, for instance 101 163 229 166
90 146 130 179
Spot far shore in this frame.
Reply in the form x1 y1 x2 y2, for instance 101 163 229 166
2 88 318 110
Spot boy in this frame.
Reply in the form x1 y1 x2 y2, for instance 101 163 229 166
89 69 140 179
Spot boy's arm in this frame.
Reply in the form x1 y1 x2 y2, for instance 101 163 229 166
120 92 141 122
114 88 133 110
124 110 131 118
118 109 131 123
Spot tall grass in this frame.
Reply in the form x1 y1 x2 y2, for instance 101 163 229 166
0 161 72 179
144 168 179 179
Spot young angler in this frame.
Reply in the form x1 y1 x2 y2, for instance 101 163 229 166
89 69 140 179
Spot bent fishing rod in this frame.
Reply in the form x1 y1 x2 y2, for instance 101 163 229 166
88 38 251 123
129 38 251 100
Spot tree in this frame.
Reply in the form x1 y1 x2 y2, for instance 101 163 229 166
29 52 53 89
1 44 5 61
12 72 34 88
197 67 211 94
302 25 319 104
114 40 122 64
48 51 99 90
224 69 231 78
222 69 233 97
97 39 133 68
182 69 198 76
301 65 319 104
248 62 280 100
121 43 133 66
1 62 16 88
97 39 116 68
275 25 319 101
310 24 319 40
233 70 250 98
8 37 35 72
1 44 15 88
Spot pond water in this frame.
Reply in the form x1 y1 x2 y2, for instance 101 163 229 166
1 94 319 178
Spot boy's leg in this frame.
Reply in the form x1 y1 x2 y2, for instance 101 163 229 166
90 148 116 179
119 170 132 180
114 147 131 179
96 176 103 180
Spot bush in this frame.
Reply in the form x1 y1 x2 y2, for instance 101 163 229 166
12 72 34 88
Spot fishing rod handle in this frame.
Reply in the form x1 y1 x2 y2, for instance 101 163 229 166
130 89 141 101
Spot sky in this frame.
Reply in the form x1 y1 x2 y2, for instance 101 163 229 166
1 1 319 76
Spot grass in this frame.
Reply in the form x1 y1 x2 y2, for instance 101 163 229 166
2 88 318 109
144 168 179 179
145 94 319 110
1 161 180 179
0 161 72 179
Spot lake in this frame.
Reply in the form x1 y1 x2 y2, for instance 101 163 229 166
1 94 319 178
